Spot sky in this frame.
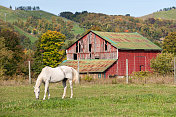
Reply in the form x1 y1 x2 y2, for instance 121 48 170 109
0 0 176 17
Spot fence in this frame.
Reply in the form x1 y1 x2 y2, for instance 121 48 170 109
174 57 176 83
126 57 176 84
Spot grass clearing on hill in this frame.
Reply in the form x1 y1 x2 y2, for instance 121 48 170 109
1 81 176 116
14 26 38 43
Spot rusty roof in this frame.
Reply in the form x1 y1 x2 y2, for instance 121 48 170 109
60 59 116 73
92 30 161 50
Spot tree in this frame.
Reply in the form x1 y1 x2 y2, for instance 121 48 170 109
40 30 66 67
0 37 13 78
162 32 176 55
0 29 23 76
150 53 174 75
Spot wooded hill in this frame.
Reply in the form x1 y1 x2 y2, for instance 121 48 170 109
59 11 176 45
1 5 176 48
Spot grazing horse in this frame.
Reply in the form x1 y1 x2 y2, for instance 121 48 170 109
34 66 79 100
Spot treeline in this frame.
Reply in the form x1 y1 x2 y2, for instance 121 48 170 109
15 6 40 11
158 6 176 12
59 11 88 21
0 20 33 79
59 11 176 44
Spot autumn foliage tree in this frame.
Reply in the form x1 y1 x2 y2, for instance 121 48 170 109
162 32 176 55
0 29 23 76
40 30 66 67
150 53 174 75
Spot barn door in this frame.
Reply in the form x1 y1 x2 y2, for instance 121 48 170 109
135 56 146 71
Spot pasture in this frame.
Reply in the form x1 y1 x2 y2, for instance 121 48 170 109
1 81 176 116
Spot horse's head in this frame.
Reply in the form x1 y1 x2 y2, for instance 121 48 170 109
34 87 40 99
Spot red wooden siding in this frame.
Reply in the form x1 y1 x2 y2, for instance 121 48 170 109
67 32 117 60
105 61 117 78
117 50 160 76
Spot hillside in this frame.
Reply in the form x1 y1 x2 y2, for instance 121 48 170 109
0 5 84 44
0 6 57 23
140 9 176 20
60 11 176 44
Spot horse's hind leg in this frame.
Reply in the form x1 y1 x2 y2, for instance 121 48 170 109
62 79 67 99
69 79 73 98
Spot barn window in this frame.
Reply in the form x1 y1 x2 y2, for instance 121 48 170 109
79 42 81 52
76 42 78 53
98 74 101 78
105 41 107 51
73 54 77 60
95 57 99 59
89 44 92 52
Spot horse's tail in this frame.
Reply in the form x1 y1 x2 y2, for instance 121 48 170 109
72 68 79 84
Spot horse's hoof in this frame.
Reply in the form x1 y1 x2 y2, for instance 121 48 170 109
43 98 46 100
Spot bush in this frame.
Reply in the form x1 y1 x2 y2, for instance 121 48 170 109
132 71 149 78
150 53 174 75
131 71 150 84
84 75 93 82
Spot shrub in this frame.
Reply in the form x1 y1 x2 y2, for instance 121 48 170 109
84 75 93 82
132 71 149 78
150 53 174 75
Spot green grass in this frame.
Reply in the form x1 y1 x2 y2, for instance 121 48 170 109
72 23 85 36
141 9 176 20
14 26 38 43
0 5 57 23
1 83 176 116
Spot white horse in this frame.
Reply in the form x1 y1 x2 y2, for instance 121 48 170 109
34 66 79 100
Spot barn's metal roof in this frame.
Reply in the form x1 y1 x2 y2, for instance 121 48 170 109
92 30 162 50
60 59 117 73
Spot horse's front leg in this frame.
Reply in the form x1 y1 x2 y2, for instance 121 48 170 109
47 87 50 99
43 81 49 100
62 79 67 99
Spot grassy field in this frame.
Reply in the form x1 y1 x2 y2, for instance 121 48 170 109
1 81 176 117
140 9 176 20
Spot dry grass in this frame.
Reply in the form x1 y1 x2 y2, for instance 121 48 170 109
130 75 174 84
80 74 175 85
0 74 174 86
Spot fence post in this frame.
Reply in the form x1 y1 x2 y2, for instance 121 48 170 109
28 61 31 84
126 59 128 84
174 57 176 84
77 53 80 80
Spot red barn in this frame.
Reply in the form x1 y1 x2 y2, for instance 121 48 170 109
61 30 161 78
